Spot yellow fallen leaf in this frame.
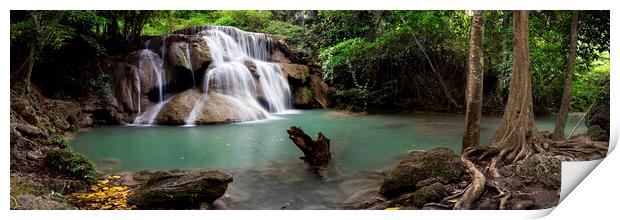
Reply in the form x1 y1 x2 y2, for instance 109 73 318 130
385 207 400 210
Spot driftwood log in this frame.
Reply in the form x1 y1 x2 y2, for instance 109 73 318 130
287 126 331 167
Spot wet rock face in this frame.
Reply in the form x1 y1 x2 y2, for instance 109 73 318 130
153 89 267 125
379 148 465 198
127 170 233 209
154 89 201 124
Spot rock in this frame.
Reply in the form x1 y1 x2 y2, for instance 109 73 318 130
15 194 77 210
26 151 43 160
168 41 193 71
587 125 608 141
293 86 313 108
302 205 329 210
405 182 446 208
188 35 211 73
154 89 267 125
133 169 156 182
338 178 383 197
477 198 499 210
514 153 561 189
586 91 610 140
309 75 333 108
194 92 267 124
416 177 440 189
270 49 292 63
512 200 535 210
344 188 379 205
14 123 47 138
222 186 251 203
279 63 309 81
155 89 201 124
243 59 259 78
127 170 233 209
200 199 228 210
379 147 465 198
77 113 94 128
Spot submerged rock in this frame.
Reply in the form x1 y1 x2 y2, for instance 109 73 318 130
127 170 233 209
379 148 465 198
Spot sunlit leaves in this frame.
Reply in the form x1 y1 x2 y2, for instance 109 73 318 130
68 175 134 210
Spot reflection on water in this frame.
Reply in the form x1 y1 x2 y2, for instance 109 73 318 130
71 110 587 209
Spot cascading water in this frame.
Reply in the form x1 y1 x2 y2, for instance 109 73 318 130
133 49 167 125
184 26 292 125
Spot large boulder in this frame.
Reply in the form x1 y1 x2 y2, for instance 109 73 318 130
188 36 211 73
292 86 314 108
586 90 609 141
279 63 309 81
127 170 233 209
193 92 267 124
154 89 267 125
155 89 201 124
309 75 333 108
111 50 171 113
379 148 465 198
167 41 193 71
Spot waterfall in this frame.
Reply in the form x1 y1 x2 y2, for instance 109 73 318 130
133 49 167 125
184 26 292 125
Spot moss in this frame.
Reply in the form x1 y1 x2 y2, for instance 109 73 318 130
46 148 97 183
10 180 45 209
305 89 314 103
175 50 188 67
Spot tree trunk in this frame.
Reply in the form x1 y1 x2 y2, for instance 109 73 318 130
487 10 545 176
287 126 331 167
553 11 579 141
462 10 485 153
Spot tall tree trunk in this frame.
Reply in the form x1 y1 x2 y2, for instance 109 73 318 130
487 10 545 177
23 45 35 93
462 11 485 153
553 11 579 140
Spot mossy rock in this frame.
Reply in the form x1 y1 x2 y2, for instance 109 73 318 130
405 182 446 208
45 149 97 183
514 153 561 189
379 148 465 198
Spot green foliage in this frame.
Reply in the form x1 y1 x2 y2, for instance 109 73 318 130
571 52 609 111
335 88 371 112
50 135 70 149
89 73 111 97
307 11 380 51
214 10 273 31
319 38 373 87
46 148 97 183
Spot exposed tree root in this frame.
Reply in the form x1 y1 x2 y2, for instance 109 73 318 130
489 180 510 210
453 156 485 210
548 137 607 160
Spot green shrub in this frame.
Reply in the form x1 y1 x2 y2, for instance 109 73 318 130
89 73 110 97
335 88 370 112
46 148 97 183
49 135 69 149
